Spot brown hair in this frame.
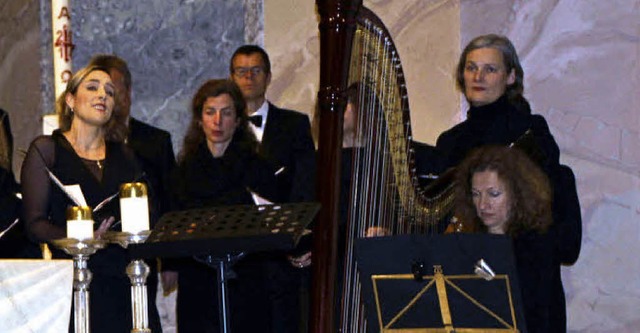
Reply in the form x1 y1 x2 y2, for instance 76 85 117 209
55 65 127 142
454 145 552 236
88 54 132 90
178 79 256 162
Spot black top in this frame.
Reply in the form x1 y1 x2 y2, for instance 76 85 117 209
171 140 279 332
260 103 316 203
512 230 557 333
21 130 142 266
127 117 176 221
174 141 277 209
0 109 37 258
435 95 560 174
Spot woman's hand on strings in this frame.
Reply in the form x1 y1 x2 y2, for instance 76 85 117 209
365 226 390 237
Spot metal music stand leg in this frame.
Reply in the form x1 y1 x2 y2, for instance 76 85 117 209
215 255 231 333
200 253 245 333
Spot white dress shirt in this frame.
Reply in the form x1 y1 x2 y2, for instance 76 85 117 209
248 101 269 142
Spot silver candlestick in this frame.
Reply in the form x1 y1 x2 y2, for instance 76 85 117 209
104 230 153 333
51 238 107 333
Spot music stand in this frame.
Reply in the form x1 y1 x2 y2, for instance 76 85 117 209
355 233 527 333
129 202 319 333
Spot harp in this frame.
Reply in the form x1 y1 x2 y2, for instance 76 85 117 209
312 1 455 332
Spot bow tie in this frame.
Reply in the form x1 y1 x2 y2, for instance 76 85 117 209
249 115 263 127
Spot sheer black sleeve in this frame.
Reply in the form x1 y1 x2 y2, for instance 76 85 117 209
20 136 65 242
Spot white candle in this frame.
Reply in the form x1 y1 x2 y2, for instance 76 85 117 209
66 206 94 240
120 183 150 234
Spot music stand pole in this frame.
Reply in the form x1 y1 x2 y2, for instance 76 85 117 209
216 256 231 333
196 252 245 333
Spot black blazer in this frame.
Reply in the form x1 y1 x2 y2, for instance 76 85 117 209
127 117 176 223
260 103 316 203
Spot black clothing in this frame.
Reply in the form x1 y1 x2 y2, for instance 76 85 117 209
127 117 176 223
435 95 560 174
0 109 36 258
259 103 316 332
249 114 263 127
436 95 581 332
172 141 278 333
20 130 162 333
261 103 316 203
513 230 557 333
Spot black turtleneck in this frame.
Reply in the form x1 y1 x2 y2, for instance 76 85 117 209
435 94 559 172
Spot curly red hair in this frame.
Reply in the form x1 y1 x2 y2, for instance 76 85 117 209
454 145 552 236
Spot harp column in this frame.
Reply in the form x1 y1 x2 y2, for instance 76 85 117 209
312 1 361 332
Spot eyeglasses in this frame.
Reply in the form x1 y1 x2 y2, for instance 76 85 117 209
232 66 265 78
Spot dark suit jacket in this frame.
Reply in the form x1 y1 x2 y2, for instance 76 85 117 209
127 117 176 224
260 103 316 203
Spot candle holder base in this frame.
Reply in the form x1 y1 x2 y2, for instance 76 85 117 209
51 238 107 333
104 230 153 333
104 230 152 248
51 238 107 256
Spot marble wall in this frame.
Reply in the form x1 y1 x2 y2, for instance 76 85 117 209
34 0 251 161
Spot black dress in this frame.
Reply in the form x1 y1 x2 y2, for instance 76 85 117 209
20 130 162 333
436 95 581 332
512 230 557 333
172 141 278 333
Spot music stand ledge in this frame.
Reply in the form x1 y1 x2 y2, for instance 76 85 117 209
129 202 320 333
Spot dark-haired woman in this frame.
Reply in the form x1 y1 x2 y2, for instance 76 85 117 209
167 79 278 332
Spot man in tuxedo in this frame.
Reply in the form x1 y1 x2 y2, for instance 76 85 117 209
230 45 316 203
88 54 176 333
230 45 316 333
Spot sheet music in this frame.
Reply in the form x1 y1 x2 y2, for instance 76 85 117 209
249 189 273 205
47 170 86 206
0 218 19 239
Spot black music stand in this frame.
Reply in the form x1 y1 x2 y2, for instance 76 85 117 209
355 233 527 333
130 202 319 333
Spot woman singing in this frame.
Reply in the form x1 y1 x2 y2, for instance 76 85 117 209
20 65 162 332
